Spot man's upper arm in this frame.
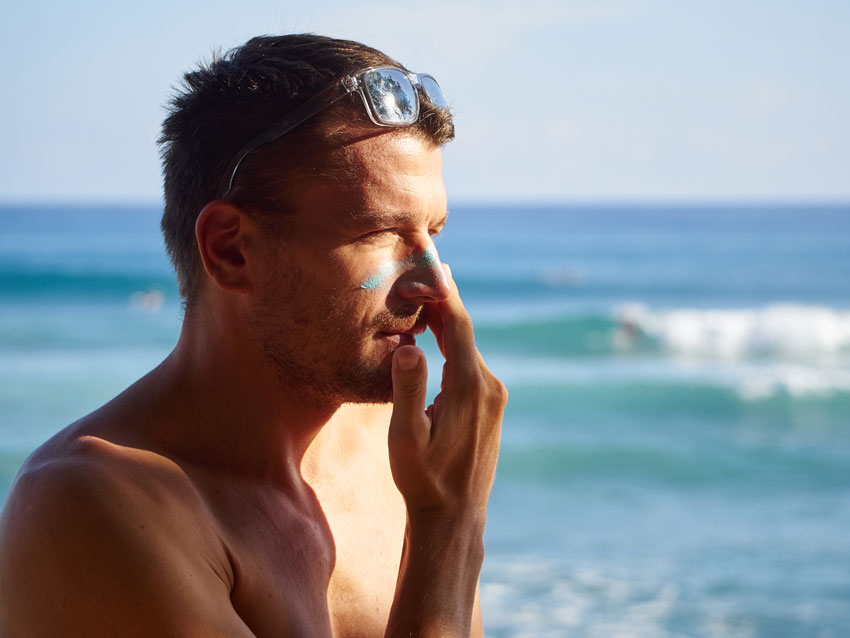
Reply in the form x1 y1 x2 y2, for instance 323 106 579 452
0 455 255 638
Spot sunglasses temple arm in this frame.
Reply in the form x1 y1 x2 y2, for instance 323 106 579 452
217 84 348 199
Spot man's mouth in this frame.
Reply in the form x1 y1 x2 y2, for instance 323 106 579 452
376 308 429 345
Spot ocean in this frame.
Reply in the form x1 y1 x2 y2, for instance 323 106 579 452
1 203 849 637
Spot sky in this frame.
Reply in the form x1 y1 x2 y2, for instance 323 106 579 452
1 0 848 204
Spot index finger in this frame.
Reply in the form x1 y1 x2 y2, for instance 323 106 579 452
428 264 478 378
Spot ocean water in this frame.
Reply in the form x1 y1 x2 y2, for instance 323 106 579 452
2 203 849 636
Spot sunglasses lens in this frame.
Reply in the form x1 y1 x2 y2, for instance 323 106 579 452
363 68 418 125
419 75 448 109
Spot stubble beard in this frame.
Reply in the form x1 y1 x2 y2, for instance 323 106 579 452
246 270 420 406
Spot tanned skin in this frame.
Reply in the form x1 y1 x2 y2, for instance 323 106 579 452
0 132 506 637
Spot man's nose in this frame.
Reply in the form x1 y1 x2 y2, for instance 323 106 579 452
393 241 451 304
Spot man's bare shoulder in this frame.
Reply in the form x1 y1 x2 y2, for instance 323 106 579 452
3 418 218 541
4 427 208 533
0 424 253 637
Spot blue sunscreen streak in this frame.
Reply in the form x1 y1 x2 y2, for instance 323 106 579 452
360 246 440 290
359 261 400 290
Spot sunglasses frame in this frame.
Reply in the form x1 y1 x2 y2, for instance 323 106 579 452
217 65 446 199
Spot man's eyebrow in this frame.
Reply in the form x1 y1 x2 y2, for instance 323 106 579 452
346 209 450 229
433 209 450 230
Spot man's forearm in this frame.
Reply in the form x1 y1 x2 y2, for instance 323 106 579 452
385 514 485 638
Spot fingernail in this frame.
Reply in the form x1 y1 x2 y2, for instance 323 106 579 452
396 349 419 370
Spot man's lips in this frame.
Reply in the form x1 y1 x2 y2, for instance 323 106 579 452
376 308 429 340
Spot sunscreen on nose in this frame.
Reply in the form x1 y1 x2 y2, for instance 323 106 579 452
360 239 443 290
420 238 447 288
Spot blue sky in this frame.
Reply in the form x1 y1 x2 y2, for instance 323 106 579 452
1 0 848 203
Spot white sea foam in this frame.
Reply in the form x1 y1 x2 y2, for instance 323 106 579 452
730 364 850 400
486 355 850 401
617 303 850 360
480 556 846 637
481 559 681 637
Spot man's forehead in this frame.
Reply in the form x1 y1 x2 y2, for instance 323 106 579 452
336 132 443 183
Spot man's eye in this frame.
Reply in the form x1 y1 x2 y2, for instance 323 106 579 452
359 229 395 242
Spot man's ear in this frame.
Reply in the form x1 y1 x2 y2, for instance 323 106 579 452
195 200 254 294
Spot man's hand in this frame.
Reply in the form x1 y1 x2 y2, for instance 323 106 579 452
386 265 507 637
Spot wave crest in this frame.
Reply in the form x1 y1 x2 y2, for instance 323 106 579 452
619 303 850 360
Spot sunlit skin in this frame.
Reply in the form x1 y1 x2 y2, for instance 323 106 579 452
238 133 452 406
0 132 506 637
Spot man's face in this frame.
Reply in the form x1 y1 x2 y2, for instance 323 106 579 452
246 132 449 404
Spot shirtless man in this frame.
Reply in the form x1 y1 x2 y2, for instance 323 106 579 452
0 34 506 637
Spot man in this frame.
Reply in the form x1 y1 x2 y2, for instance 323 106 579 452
0 34 506 637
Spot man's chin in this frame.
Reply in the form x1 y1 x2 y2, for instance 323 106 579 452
347 394 393 406
342 383 393 405
335 355 394 405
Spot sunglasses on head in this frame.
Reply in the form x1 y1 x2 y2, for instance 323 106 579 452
218 65 448 199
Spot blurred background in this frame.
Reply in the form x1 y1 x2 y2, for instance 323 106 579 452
2 1 849 636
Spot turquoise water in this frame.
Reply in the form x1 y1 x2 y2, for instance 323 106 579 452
2 204 849 636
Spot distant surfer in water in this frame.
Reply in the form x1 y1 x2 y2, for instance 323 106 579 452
0 34 506 637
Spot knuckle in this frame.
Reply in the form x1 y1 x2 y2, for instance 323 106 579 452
477 370 508 408
396 383 421 399
492 379 509 406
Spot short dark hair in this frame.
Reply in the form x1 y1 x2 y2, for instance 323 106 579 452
159 34 455 307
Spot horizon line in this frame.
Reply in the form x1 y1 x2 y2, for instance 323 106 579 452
2 197 850 209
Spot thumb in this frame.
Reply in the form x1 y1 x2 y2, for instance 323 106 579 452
389 345 430 447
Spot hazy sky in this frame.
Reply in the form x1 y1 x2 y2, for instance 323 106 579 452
2 0 848 203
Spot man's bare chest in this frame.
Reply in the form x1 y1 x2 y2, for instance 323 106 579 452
322 482 406 637
202 469 406 638
207 484 334 637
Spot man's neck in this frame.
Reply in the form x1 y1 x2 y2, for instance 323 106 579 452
134 310 349 489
